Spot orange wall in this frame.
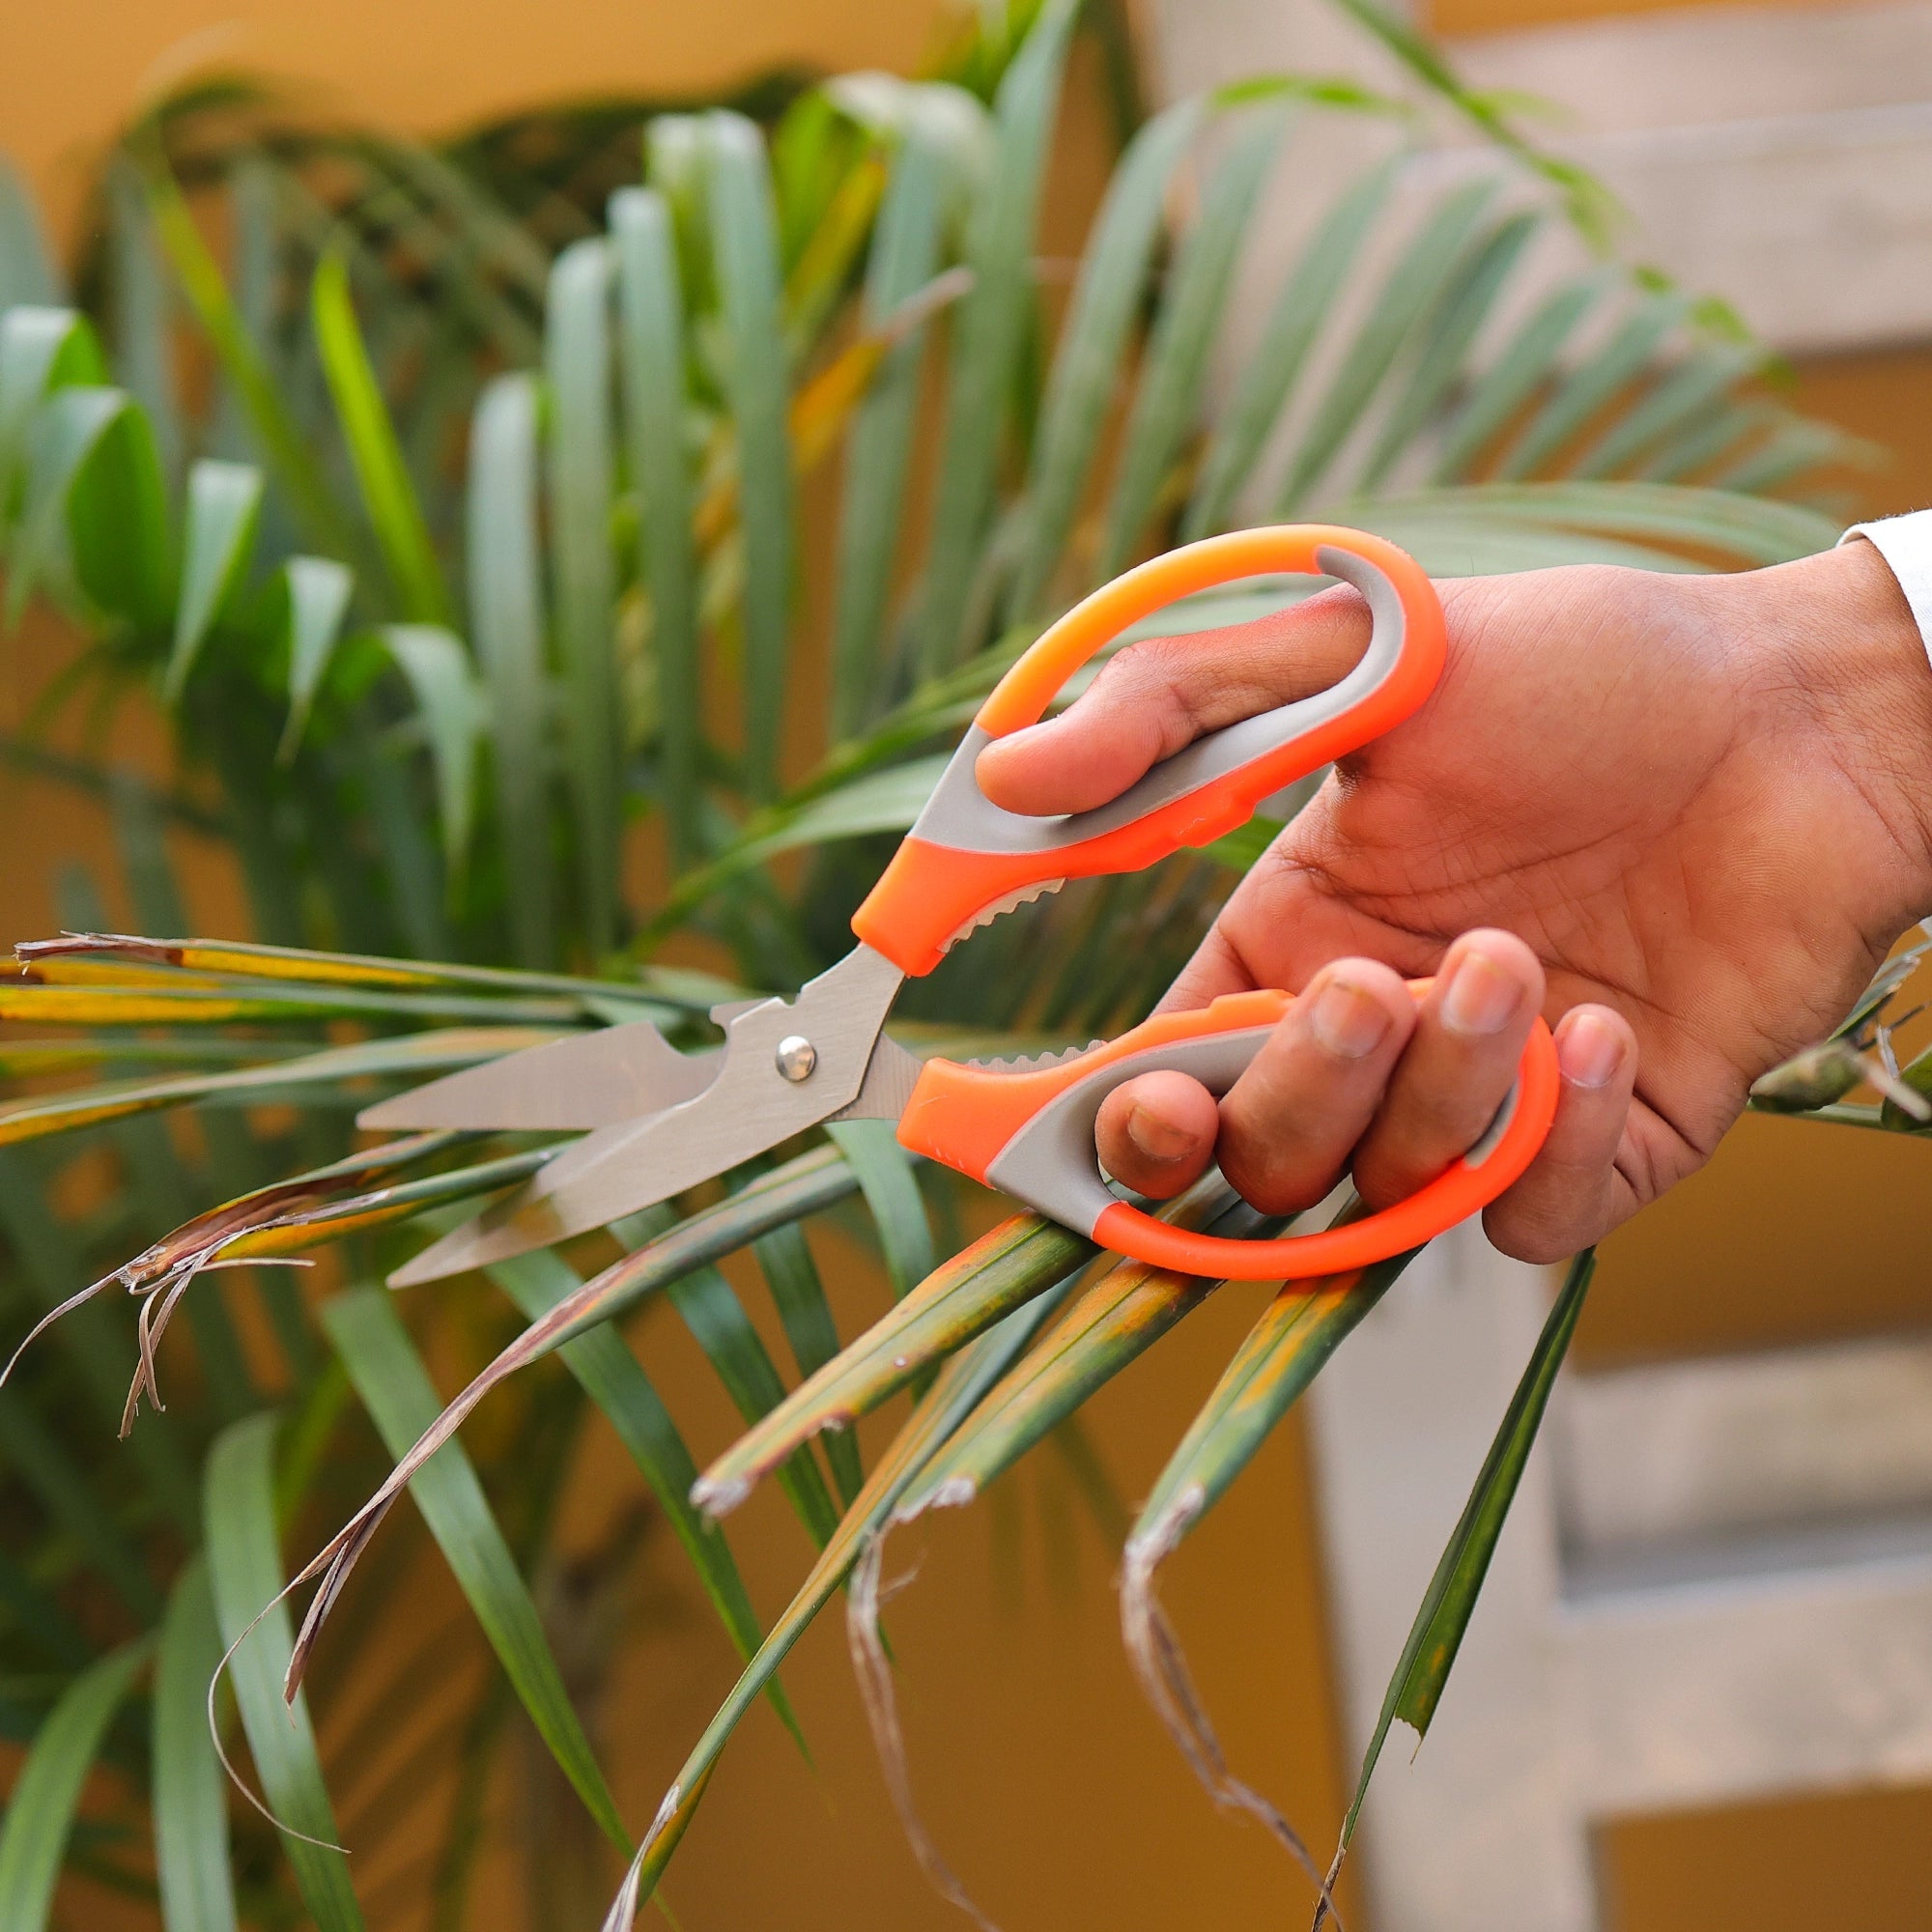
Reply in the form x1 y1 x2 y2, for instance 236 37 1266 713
2 0 950 242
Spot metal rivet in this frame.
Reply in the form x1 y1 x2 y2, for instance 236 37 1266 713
775 1035 817 1083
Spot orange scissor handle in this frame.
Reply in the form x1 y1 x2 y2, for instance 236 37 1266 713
895 985 1560 1281
851 526 1445 977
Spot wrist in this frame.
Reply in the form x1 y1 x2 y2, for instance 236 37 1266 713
1735 537 1932 934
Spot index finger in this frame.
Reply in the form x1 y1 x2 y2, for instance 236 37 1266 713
974 584 1374 817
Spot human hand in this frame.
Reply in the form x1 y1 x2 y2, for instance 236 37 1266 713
976 539 1932 1263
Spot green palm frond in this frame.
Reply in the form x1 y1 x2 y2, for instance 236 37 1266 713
0 3 1896 1925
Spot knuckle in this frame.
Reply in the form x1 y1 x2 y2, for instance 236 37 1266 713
1102 639 1217 755
1220 1138 1341 1219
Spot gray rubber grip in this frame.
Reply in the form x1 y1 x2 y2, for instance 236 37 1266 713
909 546 1406 859
981 1026 1279 1238
980 1022 1524 1241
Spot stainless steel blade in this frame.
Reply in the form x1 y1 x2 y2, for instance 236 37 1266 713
389 944 905 1285
829 1032 924 1122
356 1019 718 1131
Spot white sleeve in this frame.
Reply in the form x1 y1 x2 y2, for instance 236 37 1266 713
1840 509 1932 668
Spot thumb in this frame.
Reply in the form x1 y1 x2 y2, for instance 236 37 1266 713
974 583 1372 816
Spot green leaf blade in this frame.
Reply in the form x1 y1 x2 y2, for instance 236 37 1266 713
310 249 450 625
916 0 1077 671
705 110 795 803
1006 96 1203 621
545 235 623 952
273 554 355 763
204 1412 365 1932
166 460 264 701
322 1288 631 1851
0 1641 150 1932
466 372 555 961
1332 1249 1596 1880
611 186 702 864
485 1247 806 1748
154 1558 239 1932
1095 103 1288 581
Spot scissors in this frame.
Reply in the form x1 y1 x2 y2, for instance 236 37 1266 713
372 526 1560 1290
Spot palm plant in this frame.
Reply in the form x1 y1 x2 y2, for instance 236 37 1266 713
0 1 1903 1926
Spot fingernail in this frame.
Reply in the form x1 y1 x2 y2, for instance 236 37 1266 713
1558 1010 1626 1090
1440 948 1524 1037
1127 1103 1198 1164
1307 977 1393 1059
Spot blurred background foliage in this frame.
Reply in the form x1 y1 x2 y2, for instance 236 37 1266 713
0 0 1891 1925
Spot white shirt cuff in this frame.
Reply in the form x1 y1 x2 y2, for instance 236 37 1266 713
1841 509 1932 668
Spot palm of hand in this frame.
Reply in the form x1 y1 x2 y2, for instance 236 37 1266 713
1188 566 1907 1215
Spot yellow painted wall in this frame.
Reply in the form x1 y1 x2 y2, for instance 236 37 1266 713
3 0 948 242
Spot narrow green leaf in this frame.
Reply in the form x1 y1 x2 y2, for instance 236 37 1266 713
751 1221 861 1503
826 1120 933 1300
1430 268 1612 484
917 0 1077 670
1356 211 1538 493
1131 1242 1414 1553
208 158 279 467
1328 1249 1596 1897
0 158 63 308
1341 479 1838 567
7 386 170 630
692 1210 1092 1518
64 385 175 629
204 1412 365 1931
1707 415 1849 495
1327 0 1620 240
377 623 485 874
663 1260 842 1548
464 372 554 961
827 90 983 735
144 170 356 560
895 1187 1255 1520
0 1640 150 1932
1320 508 1700 576
611 187 701 864
322 1289 632 1850
0 1025 559 1147
644 753 947 937
1568 344 1759 479
276 1149 863 1689
1096 104 1289 581
602 1283 1075 1925
1006 97 1203 620
485 1246 806 1747
545 235 623 952
107 159 182 485
1274 178 1496 512
166 461 264 700
0 975 586 1027
0 307 103 507
706 109 795 801
311 249 450 623
154 1559 238 1932
273 555 355 762
14 931 697 1011
1638 400 1762 483
1493 289 1692 481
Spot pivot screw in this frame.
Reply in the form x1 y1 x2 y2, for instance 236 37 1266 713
775 1035 817 1083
